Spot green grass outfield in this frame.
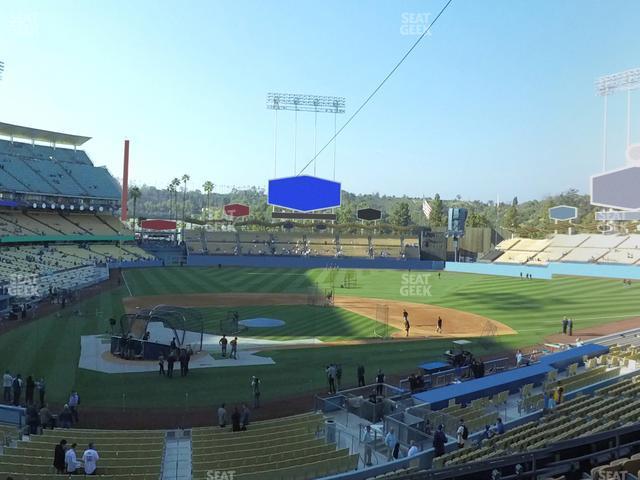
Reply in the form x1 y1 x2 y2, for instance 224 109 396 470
2 266 640 410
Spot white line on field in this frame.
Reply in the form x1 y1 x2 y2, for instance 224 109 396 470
122 271 133 296
245 272 307 276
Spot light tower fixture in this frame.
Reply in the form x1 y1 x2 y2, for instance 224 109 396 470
0 61 4 81
266 93 346 178
596 67 640 171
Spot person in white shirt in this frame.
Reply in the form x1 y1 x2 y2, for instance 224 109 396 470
65 442 79 473
456 419 467 449
515 350 523 367
2 371 12 403
82 443 100 475
384 428 397 461
407 440 419 457
68 391 80 423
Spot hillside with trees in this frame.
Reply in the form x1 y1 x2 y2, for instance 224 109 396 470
129 181 606 237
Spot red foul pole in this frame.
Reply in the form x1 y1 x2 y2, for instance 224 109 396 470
121 139 130 221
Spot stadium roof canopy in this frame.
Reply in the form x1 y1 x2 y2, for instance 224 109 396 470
0 122 91 146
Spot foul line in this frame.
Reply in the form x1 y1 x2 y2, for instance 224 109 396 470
246 272 307 276
121 270 133 297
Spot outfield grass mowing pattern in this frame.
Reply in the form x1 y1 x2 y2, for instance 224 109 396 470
196 305 398 341
2 266 640 409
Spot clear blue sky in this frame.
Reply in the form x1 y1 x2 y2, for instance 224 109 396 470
0 0 638 201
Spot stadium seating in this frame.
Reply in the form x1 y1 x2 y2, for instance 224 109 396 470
271 232 306 255
432 361 637 470
0 427 164 479
0 139 118 199
494 234 640 266
0 211 131 238
306 235 337 256
191 413 358 480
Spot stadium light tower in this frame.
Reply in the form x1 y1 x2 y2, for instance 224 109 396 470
596 68 640 171
266 93 346 179
0 61 4 81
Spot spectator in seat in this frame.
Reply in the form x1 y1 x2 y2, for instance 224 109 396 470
59 404 73 428
82 443 100 475
39 404 54 430
65 442 79 474
53 439 67 474
493 417 505 435
68 391 80 423
432 424 447 457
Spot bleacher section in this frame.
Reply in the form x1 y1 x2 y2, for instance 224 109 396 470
191 231 414 259
0 427 164 479
271 232 305 255
307 234 337 256
371 236 403 258
495 233 640 266
0 211 132 239
239 232 273 255
191 412 358 480
338 236 370 258
0 139 119 199
429 346 638 470
185 229 205 253
204 231 238 255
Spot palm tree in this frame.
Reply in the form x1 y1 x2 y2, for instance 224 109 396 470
181 174 190 223
167 181 176 220
171 177 181 222
129 186 142 230
203 181 214 220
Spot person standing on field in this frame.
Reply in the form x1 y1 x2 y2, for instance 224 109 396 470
217 403 227 428
357 365 366 387
403 310 410 337
219 335 228 357
251 376 261 408
436 316 443 334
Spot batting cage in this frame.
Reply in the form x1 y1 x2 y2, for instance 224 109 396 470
111 305 205 360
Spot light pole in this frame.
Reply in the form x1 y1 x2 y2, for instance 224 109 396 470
266 93 346 178
596 68 640 171
0 61 5 81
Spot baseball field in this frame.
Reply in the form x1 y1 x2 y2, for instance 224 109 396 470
2 266 640 425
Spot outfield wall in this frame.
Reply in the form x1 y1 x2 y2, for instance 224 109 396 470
445 261 640 280
187 254 444 270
